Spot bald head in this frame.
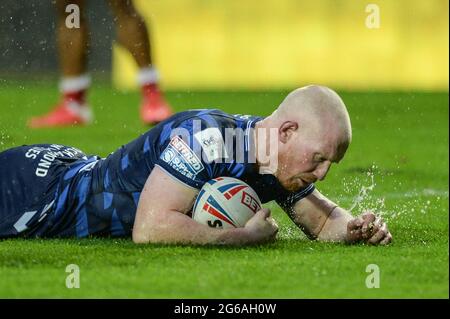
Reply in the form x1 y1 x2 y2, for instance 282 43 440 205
270 85 352 145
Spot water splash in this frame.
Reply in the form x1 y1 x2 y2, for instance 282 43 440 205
338 165 447 225
348 170 376 212
0 131 11 148
340 165 393 220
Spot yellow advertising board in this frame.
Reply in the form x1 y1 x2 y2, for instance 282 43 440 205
113 0 449 90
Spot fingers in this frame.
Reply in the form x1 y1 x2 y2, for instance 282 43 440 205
264 216 278 232
266 217 278 228
362 214 388 240
379 233 392 245
347 216 364 231
243 207 279 244
364 219 381 239
347 212 393 245
258 215 279 243
368 223 386 244
361 211 375 219
368 223 393 245
347 228 363 243
267 217 279 240
347 216 365 243
361 212 376 238
255 207 271 219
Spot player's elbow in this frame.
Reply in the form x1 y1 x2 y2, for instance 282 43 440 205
132 211 171 244
132 225 151 244
132 227 163 244
132 236 146 244
132 221 163 244
132 204 166 244
131 215 156 244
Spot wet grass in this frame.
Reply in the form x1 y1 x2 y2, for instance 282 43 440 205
0 82 448 298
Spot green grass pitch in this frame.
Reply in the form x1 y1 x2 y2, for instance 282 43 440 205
0 81 448 298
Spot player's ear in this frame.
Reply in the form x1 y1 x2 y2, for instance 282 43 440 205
279 121 298 143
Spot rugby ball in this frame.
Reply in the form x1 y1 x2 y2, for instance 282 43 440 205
192 177 262 229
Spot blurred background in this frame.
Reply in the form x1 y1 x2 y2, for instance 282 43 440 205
0 0 448 91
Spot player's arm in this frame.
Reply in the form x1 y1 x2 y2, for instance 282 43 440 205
132 166 278 245
279 188 392 245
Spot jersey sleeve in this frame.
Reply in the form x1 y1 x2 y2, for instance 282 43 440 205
275 183 315 209
154 118 215 189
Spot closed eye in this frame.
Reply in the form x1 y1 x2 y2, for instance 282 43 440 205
313 153 326 163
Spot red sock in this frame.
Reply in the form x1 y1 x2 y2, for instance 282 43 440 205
63 90 86 105
141 83 161 98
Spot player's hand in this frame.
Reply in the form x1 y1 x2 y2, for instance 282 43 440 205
244 208 279 244
346 211 392 245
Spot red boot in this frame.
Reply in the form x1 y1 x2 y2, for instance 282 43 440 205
28 91 92 128
140 83 173 125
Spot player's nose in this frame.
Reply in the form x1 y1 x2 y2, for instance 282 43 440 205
314 161 331 181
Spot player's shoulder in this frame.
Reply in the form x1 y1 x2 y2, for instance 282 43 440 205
172 109 263 157
155 109 262 185
149 109 262 137
171 108 259 124
171 108 234 127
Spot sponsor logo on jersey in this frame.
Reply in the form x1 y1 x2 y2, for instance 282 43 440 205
161 136 204 179
194 127 229 162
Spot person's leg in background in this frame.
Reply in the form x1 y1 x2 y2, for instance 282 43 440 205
28 0 93 128
107 0 172 124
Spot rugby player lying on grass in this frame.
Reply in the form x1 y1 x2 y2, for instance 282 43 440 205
0 85 392 246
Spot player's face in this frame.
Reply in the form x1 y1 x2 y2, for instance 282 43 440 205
276 129 348 192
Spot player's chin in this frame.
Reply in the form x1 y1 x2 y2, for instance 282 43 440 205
280 179 303 192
